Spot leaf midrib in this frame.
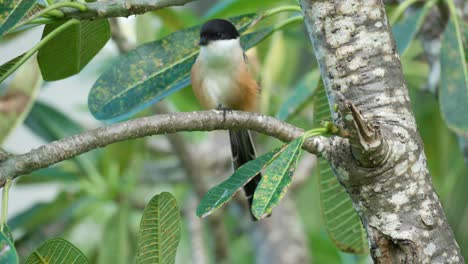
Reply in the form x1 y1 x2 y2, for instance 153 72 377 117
255 139 302 214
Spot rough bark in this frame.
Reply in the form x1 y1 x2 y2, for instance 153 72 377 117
300 0 463 262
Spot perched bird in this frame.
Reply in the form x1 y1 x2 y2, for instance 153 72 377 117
190 19 261 219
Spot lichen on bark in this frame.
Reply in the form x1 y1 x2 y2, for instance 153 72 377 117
300 0 463 262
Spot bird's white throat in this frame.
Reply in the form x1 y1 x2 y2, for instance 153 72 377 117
199 37 243 69
196 37 244 108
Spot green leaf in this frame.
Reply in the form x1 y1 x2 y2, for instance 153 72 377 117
276 70 320 120
252 136 304 219
37 19 111 81
196 148 280 218
8 192 83 233
1 225 13 243
392 0 435 56
98 204 131 264
88 14 268 122
17 166 78 184
439 10 468 136
25 238 89 263
0 230 18 264
313 84 368 254
0 19 77 84
203 0 239 18
203 0 286 18
25 101 84 141
0 0 35 36
136 192 181 264
0 57 41 143
317 160 367 254
0 54 24 82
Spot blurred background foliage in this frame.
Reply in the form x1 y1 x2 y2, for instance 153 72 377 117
0 0 467 263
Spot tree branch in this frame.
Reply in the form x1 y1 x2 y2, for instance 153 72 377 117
61 0 195 20
0 110 329 187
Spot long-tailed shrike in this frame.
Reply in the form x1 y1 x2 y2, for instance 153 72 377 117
191 19 261 219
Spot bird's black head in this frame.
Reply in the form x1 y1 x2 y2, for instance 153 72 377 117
199 19 239 46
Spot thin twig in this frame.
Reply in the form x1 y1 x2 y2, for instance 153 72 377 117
61 0 194 20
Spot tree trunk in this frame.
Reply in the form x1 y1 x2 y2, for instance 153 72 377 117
300 0 463 262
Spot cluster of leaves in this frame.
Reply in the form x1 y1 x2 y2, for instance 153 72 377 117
0 192 181 263
1 0 109 83
197 127 326 220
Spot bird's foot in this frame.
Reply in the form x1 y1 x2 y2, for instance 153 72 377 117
217 104 232 122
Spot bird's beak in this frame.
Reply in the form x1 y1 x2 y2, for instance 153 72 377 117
199 36 208 46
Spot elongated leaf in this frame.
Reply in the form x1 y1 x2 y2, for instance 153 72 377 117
0 57 41 143
14 197 94 260
318 160 367 253
8 192 85 233
38 19 110 81
98 204 131 264
203 0 285 18
439 14 468 136
0 230 18 264
392 1 435 56
276 70 320 120
313 83 367 254
0 0 35 36
1 225 13 243
0 53 27 85
136 192 181 264
25 238 88 263
252 136 304 219
197 148 280 218
25 101 84 141
88 14 270 122
18 166 78 184
203 0 238 18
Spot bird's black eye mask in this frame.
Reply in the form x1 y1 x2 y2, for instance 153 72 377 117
199 19 240 46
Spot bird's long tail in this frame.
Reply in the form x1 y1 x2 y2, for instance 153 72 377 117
229 129 261 220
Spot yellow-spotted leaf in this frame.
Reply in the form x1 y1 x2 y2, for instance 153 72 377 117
25 238 89 263
439 3 468 136
313 82 367 254
136 192 181 264
252 136 304 219
38 19 111 81
197 148 280 218
0 0 35 36
88 14 275 122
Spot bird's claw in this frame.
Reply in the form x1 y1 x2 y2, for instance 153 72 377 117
217 104 232 122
